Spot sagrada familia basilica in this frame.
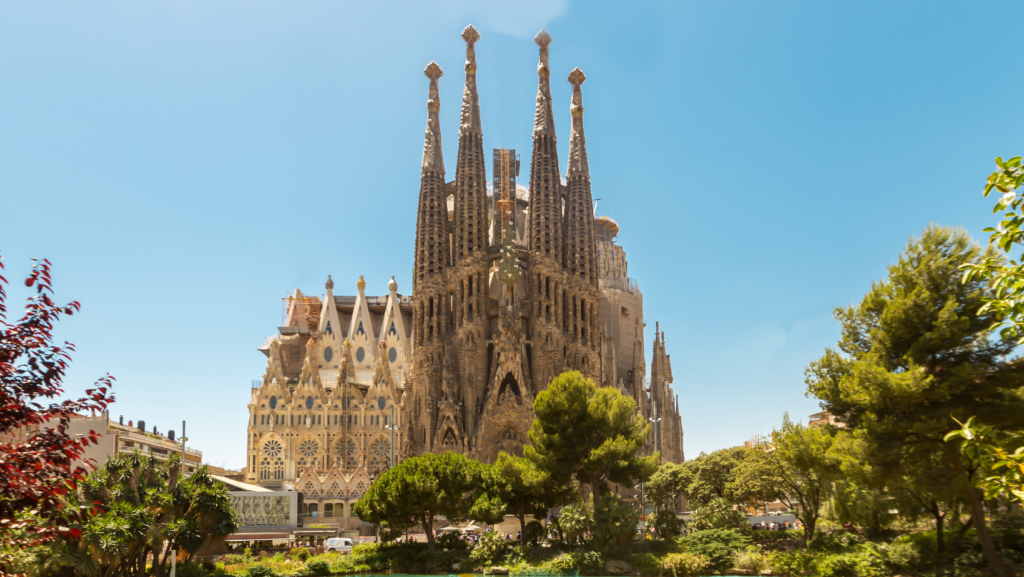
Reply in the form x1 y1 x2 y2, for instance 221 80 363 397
245 27 684 509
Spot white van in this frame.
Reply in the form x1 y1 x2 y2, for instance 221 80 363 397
324 538 353 552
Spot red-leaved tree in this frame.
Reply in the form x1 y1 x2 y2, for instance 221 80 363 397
0 255 115 576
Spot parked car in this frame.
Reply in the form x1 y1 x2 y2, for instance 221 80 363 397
324 537 353 552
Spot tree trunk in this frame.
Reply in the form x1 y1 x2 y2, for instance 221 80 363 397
421 515 436 551
801 514 816 544
946 444 1014 577
518 501 528 544
930 501 945 557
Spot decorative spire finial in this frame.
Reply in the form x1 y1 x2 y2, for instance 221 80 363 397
566 67 589 177
535 30 552 85
533 30 555 137
422 62 445 172
325 274 334 290
388 276 398 292
459 26 482 134
357 275 366 291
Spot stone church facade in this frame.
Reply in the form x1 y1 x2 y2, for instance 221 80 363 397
245 28 684 509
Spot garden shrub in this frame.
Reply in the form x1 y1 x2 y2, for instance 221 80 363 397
559 502 595 545
629 552 660 575
525 520 546 546
471 532 512 568
245 565 277 577
542 550 604 576
991 506 1024 563
888 531 936 571
733 546 767 573
437 531 470 551
767 550 815 577
649 510 683 539
814 550 887 577
815 553 859 577
547 553 577 574
659 553 710 577
687 498 748 532
678 528 748 573
290 548 309 562
591 494 638 554
303 560 330 575
573 550 605 576
808 530 863 553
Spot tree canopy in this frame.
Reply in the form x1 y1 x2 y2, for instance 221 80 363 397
352 451 485 550
804 225 1024 577
0 257 116 577
526 371 657 496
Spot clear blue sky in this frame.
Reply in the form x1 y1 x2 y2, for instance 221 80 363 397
3 1 1022 469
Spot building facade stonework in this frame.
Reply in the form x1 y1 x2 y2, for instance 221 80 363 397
246 27 684 500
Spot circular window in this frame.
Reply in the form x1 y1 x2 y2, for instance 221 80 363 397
263 439 283 458
306 396 314 410
323 346 333 362
356 347 365 362
269 396 277 409
299 439 318 458
378 396 386 410
388 347 397 362
371 438 390 458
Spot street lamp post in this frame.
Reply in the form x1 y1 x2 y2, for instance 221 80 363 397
649 401 662 463
384 405 398 469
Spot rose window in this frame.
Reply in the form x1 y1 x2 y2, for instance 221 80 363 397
263 439 283 458
335 438 358 469
299 439 318 458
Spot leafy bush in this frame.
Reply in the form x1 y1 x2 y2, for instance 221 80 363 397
767 550 815 577
750 528 803 547
808 530 863 553
245 565 277 577
543 551 604 576
303 560 330 575
629 552 661 575
559 502 595 545
573 550 605 576
733 546 767 573
547 553 577 574
471 532 512 568
436 531 470 551
678 529 749 573
815 553 858 577
525 520 546 546
991 506 1024 562
289 548 309 562
688 497 748 532
888 532 936 571
650 510 683 539
591 494 638 553
659 553 710 577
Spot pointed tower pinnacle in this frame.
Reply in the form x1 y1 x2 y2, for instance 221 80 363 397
460 25 482 135
422 62 445 174
533 30 555 137
567 67 589 178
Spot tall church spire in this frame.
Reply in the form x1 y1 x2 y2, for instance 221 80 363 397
422 62 445 174
527 29 563 265
459 25 481 136
453 25 488 260
564 67 597 285
414 62 450 286
567 68 589 178
532 30 556 137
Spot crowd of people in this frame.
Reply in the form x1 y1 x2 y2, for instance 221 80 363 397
752 519 800 531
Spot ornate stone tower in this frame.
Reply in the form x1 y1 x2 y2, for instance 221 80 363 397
451 25 491 442
562 67 601 382
526 30 567 390
410 61 450 454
